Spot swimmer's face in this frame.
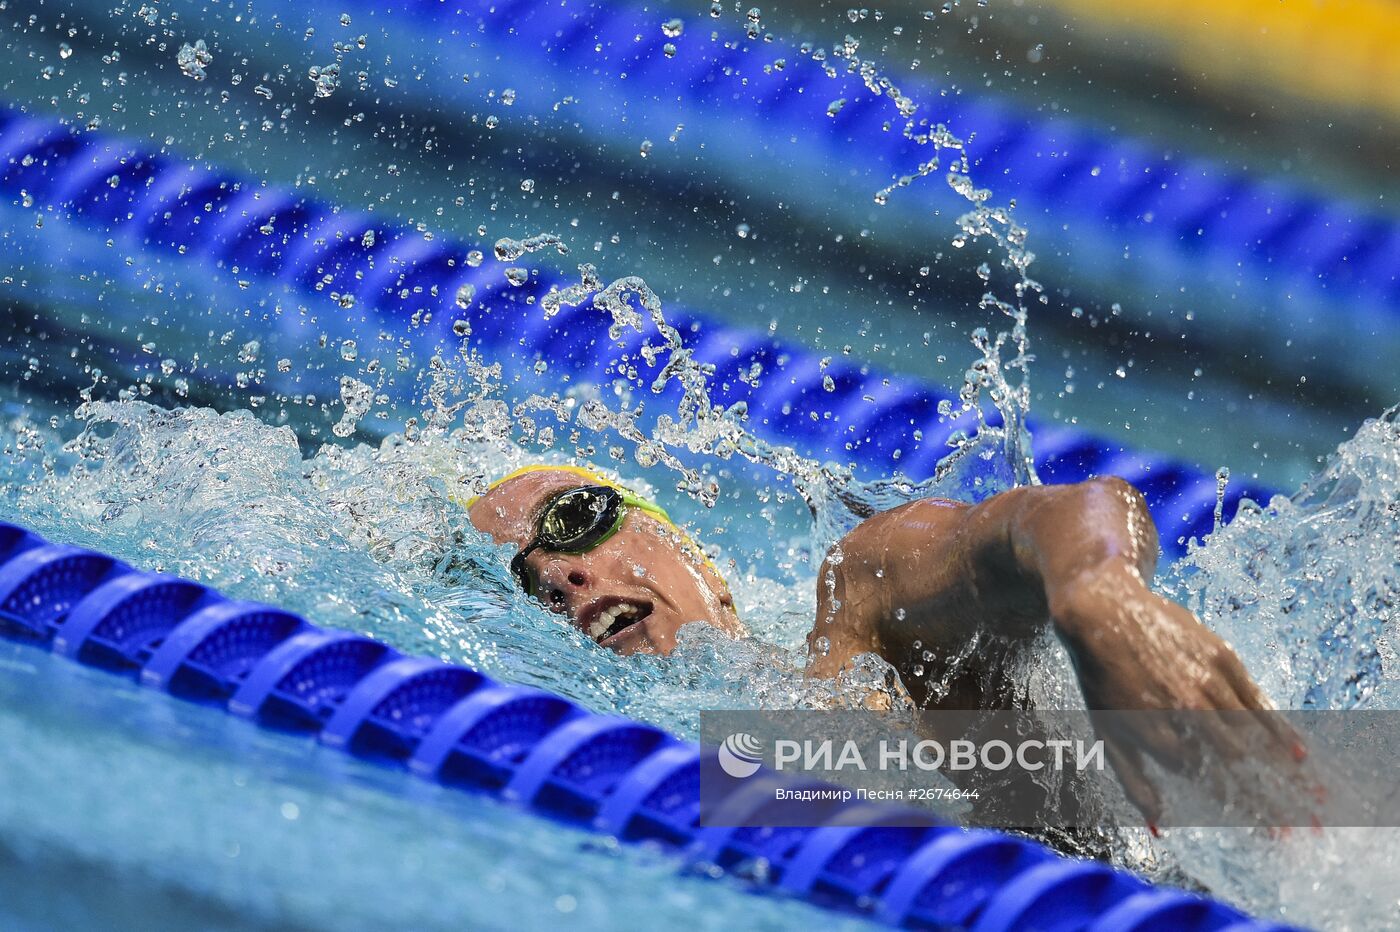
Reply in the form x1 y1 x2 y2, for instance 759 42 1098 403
468 469 741 655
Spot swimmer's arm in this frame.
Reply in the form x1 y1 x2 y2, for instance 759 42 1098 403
807 477 1157 683
807 477 1293 818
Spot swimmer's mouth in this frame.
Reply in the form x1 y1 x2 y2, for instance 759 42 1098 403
581 598 654 643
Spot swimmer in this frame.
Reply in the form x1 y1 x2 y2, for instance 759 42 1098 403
468 465 1304 824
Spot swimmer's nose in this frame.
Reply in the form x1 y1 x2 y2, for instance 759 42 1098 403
534 558 592 614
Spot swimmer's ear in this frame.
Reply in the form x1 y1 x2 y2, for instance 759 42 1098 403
700 558 735 610
684 543 734 608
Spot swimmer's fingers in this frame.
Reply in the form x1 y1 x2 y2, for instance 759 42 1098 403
1103 734 1163 827
1249 705 1330 816
1195 671 1324 828
1216 648 1312 763
1214 650 1326 815
1133 716 1294 829
1136 713 1207 777
1197 636 1309 759
1199 713 1298 828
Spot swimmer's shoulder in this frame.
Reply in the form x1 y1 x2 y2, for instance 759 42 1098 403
806 498 974 678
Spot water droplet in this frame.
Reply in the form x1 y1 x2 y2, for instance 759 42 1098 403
505 267 529 286
340 340 358 361
455 283 476 308
332 376 374 437
176 40 213 81
309 61 341 98
662 18 684 37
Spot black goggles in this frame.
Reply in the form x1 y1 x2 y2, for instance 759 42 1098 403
510 485 635 597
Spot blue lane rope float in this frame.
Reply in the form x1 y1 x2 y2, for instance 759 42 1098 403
452 0 1400 327
212 0 1398 396
0 108 1275 554
0 518 1302 930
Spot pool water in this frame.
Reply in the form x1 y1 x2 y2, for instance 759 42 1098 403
0 646 881 932
3 356 1398 931
0 0 1398 929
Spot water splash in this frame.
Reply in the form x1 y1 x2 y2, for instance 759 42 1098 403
1135 407 1400 929
493 233 569 262
0 4 1391 925
0 399 904 733
1163 407 1400 712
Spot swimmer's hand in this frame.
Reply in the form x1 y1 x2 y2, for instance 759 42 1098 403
1049 556 1312 827
1015 478 1313 828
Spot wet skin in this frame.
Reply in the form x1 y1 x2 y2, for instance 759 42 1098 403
468 469 742 655
469 470 1308 824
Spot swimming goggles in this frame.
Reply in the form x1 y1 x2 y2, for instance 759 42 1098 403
510 484 672 598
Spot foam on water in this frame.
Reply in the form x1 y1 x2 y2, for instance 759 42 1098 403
0 396 903 733
1146 407 1400 929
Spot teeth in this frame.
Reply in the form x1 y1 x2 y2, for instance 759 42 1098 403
589 603 639 640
